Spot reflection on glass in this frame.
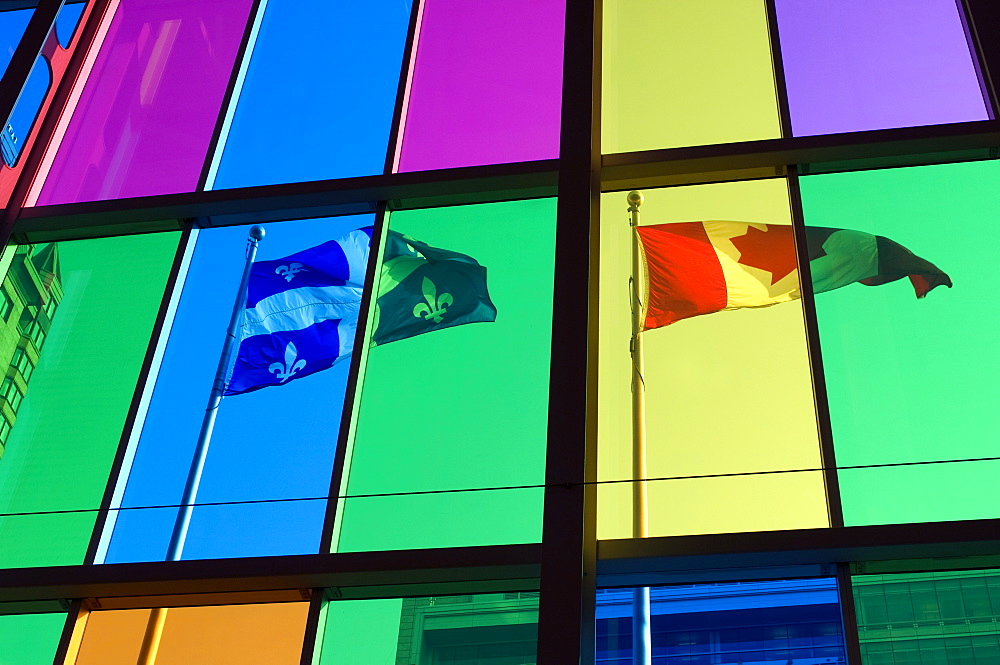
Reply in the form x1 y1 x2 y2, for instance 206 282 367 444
35 0 255 204
318 592 539 665
597 181 827 540
0 233 178 569
2 56 51 167
335 200 555 552
800 161 1000 526
854 569 1000 665
103 217 373 563
597 579 847 664
0 245 62 459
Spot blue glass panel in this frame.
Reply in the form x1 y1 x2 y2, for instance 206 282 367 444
102 214 372 562
0 7 33 78
597 579 847 664
55 1 86 49
3 56 50 167
209 0 411 189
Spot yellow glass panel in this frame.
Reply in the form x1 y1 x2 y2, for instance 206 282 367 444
602 0 782 153
69 602 309 665
597 179 829 539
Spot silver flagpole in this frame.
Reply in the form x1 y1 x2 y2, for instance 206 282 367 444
628 191 652 665
136 225 265 665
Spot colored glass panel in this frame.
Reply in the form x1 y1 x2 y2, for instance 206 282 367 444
598 179 828 540
0 233 179 568
103 216 370 563
33 0 254 205
55 2 86 49
69 601 309 664
800 161 1000 526
3 55 50 167
854 569 1000 664
0 611 66 665
602 0 781 154
394 0 564 172
316 592 539 664
597 579 847 664
775 0 990 136
335 199 556 552
0 7 33 78
208 0 410 189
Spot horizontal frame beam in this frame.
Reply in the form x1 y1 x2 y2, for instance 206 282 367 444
11 160 560 242
0 544 541 606
11 120 1000 243
4 518 1000 607
598 518 1000 586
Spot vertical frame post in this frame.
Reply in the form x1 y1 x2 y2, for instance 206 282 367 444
536 0 601 662
764 0 845 530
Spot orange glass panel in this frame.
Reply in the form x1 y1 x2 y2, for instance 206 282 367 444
69 602 309 665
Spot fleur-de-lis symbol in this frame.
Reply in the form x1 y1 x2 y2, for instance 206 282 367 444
412 276 453 324
275 262 305 282
269 341 306 383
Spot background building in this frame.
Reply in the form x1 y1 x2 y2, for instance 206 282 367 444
0 0 999 664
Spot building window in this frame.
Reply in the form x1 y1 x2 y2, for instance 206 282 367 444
0 377 24 411
0 288 12 320
11 348 33 381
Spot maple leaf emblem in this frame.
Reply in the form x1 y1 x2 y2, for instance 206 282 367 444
729 225 797 285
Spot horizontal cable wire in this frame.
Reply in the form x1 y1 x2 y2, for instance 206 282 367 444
2 454 1000 520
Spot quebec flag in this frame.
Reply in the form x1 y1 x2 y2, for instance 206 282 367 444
224 227 372 395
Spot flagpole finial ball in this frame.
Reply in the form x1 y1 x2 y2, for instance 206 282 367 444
249 226 265 241
627 190 644 208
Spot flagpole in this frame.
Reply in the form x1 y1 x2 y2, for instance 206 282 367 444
628 190 652 665
135 225 265 665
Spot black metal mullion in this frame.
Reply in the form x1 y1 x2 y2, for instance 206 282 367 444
836 563 865 665
381 0 421 176
297 590 326 665
194 0 268 192
48 598 85 665
765 0 845 530
316 201 389 556
80 224 196 565
536 0 601 662
956 0 999 119
786 165 845 529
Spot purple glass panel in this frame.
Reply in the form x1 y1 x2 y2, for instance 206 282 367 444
35 0 253 205
395 0 564 172
775 0 990 136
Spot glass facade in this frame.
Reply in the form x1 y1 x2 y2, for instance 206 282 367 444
0 0 998 662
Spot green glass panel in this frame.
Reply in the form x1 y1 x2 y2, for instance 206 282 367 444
0 611 66 664
800 161 1000 525
316 593 539 665
854 569 1000 665
334 200 555 552
0 233 179 567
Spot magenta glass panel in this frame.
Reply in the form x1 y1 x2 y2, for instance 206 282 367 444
395 0 564 172
35 0 253 205
774 0 990 136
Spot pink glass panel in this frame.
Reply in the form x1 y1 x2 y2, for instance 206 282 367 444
35 0 253 205
395 0 565 172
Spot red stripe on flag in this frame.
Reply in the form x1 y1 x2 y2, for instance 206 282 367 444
638 223 727 329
